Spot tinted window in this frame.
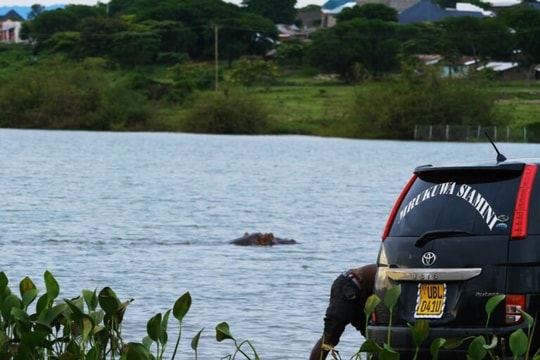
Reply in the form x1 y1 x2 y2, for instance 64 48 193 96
389 169 522 236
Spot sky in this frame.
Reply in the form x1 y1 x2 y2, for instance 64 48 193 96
0 0 326 8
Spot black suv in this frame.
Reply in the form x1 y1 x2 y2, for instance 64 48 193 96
368 150 540 358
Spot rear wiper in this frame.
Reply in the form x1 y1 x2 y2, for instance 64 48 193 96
415 229 475 248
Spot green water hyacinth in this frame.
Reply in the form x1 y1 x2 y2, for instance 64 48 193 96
0 271 255 360
356 289 540 360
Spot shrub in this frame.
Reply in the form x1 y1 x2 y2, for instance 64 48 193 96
225 58 278 88
0 271 261 360
182 89 270 134
345 67 510 140
0 66 153 130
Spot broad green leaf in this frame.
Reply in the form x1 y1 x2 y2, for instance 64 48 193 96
20 330 48 348
142 336 153 349
384 285 401 310
430 337 447 360
215 321 233 342
69 295 85 310
191 328 204 351
359 339 383 353
89 309 104 325
442 337 466 349
64 298 85 322
483 335 498 350
173 292 191 322
118 298 133 324
83 289 98 312
36 293 50 314
19 277 36 297
160 309 171 346
379 345 400 360
126 342 153 360
39 303 67 325
0 272 8 294
147 313 162 342
86 346 100 360
21 288 38 309
485 294 505 327
408 319 429 347
520 310 535 329
81 315 94 342
33 321 52 334
2 294 22 321
485 294 505 315
364 294 381 318
467 336 487 360
44 271 59 301
509 329 527 358
98 287 120 316
11 307 31 327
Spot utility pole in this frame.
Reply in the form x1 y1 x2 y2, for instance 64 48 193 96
214 24 219 91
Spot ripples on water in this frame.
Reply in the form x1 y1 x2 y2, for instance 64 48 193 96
1 129 536 359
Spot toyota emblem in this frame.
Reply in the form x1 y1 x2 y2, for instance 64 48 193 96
421 252 437 266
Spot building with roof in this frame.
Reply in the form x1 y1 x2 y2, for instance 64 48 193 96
321 0 357 27
398 0 484 24
0 10 24 43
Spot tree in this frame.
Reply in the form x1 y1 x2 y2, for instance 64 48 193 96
135 0 243 60
26 5 107 53
77 17 128 59
241 0 297 24
498 6 540 80
27 4 45 20
336 3 397 23
218 13 277 67
26 9 80 51
308 18 400 78
437 16 512 59
398 22 445 56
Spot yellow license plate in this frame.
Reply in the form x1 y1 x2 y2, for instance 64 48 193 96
414 283 446 318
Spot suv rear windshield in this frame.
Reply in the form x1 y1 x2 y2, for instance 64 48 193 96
389 168 522 237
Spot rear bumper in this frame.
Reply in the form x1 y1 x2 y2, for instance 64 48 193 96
367 324 525 360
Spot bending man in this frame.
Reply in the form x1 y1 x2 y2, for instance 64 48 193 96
309 264 377 360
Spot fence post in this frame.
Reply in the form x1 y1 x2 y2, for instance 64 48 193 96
445 124 450 141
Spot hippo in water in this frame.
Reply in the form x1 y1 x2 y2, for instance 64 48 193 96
230 232 297 246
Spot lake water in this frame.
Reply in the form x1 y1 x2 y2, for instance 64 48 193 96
1 129 537 359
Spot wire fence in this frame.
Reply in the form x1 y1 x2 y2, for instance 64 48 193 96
413 125 530 142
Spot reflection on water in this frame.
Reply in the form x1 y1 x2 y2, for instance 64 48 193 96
1 129 536 359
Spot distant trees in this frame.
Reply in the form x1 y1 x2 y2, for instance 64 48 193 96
241 0 298 24
498 6 540 79
27 4 45 20
306 2 540 80
16 0 540 83
23 0 277 67
336 3 397 23
308 17 401 78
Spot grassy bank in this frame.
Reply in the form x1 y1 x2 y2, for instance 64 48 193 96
1 44 540 138
156 72 540 138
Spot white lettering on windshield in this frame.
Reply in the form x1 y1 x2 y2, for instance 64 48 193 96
398 182 456 222
456 184 498 230
398 182 498 231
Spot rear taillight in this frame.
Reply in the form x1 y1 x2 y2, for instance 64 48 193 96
511 164 538 240
371 310 378 325
382 175 417 241
505 294 526 325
